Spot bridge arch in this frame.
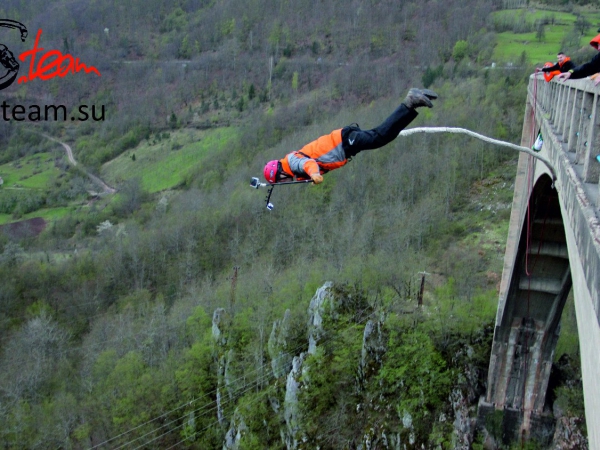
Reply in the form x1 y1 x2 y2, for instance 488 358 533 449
479 76 600 447
480 172 572 444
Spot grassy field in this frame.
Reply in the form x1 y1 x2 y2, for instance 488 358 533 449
0 152 85 225
0 207 76 226
491 8 600 64
0 127 240 225
0 152 61 189
101 127 239 193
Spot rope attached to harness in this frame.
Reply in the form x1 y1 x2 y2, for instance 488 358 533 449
399 126 557 185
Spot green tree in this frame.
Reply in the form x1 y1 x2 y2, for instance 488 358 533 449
452 40 469 61
161 7 187 33
536 23 546 42
169 112 178 129
574 15 591 36
422 65 443 88
175 335 218 445
179 35 191 59
378 327 454 439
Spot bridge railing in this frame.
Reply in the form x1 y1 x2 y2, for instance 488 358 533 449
531 75 600 192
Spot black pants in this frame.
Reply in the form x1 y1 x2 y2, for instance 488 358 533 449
342 104 418 158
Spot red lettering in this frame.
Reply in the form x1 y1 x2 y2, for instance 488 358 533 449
75 58 101 77
58 54 74 77
37 50 61 80
18 29 44 83
18 29 101 84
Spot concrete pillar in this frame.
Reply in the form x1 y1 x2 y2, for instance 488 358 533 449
555 84 567 133
575 92 594 165
561 87 574 140
550 83 558 123
568 90 584 153
583 94 600 183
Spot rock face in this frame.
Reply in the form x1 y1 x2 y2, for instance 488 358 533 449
268 309 293 378
212 307 227 346
223 348 235 400
283 353 307 449
551 416 588 450
451 345 480 448
223 409 248 450
307 281 333 354
358 318 386 388
451 388 474 450
281 283 337 448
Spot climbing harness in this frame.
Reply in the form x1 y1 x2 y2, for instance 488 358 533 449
249 177 312 210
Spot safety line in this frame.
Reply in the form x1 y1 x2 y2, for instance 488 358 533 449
398 126 557 184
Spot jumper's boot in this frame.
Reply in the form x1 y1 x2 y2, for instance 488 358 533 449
403 88 438 109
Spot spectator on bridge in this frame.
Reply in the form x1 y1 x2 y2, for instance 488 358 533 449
556 34 600 86
535 52 575 81
263 88 437 185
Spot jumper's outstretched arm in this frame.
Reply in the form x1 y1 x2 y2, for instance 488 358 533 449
399 127 557 184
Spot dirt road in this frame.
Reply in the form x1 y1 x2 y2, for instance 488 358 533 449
42 133 117 194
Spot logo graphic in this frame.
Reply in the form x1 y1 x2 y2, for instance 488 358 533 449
1 19 101 92
0 19 28 91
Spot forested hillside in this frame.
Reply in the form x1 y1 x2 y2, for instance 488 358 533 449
0 0 590 448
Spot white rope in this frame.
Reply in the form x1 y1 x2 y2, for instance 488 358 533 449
399 127 557 183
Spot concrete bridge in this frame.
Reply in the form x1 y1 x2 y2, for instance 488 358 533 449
478 75 600 447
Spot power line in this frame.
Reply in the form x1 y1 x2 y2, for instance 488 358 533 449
150 306 377 448
95 300 377 449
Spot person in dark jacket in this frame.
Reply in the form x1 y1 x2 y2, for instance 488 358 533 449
263 88 438 185
556 34 600 86
535 52 575 75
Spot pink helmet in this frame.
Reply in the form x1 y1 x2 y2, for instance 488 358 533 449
263 160 278 183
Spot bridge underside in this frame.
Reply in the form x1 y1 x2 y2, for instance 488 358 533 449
479 175 572 445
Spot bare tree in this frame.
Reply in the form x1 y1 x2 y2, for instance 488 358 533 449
0 311 70 401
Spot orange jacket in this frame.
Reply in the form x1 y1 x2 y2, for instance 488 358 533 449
280 129 347 179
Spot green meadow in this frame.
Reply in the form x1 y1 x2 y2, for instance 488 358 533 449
0 128 240 226
0 206 76 226
0 152 61 190
101 127 239 193
491 9 600 64
0 153 81 225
